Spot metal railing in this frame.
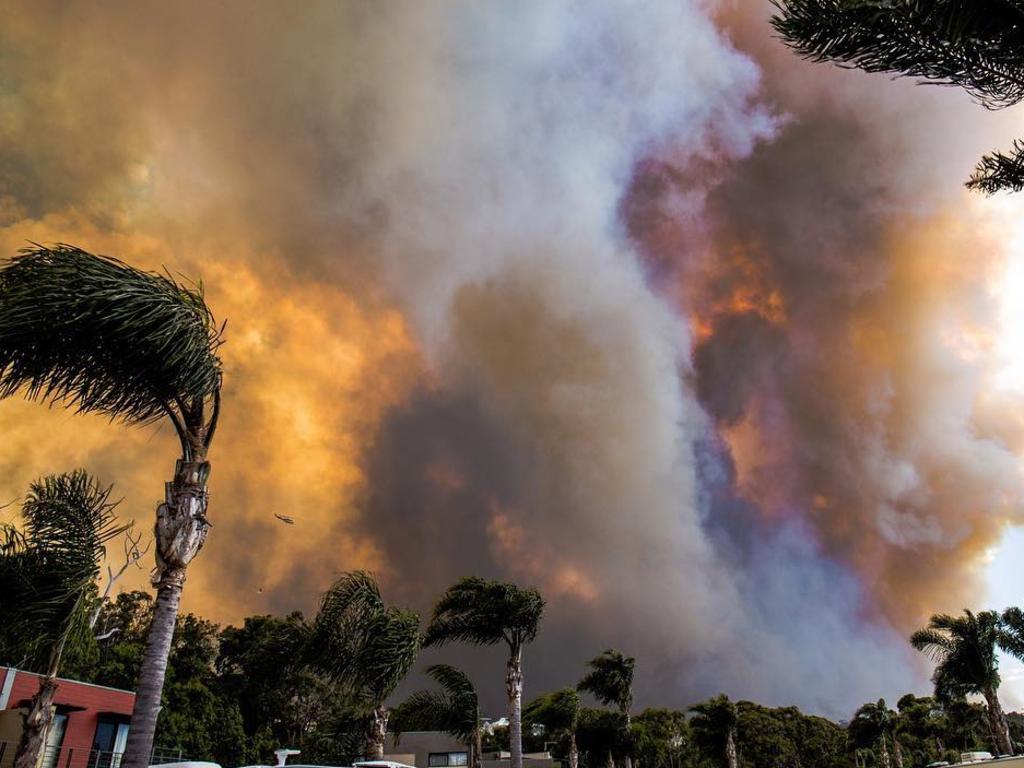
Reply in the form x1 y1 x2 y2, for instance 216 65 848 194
0 740 184 768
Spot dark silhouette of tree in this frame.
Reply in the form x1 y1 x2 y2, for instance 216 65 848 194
771 0 1024 193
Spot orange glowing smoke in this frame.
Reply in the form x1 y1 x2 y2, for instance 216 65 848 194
689 244 786 344
0 214 423 623
487 501 599 603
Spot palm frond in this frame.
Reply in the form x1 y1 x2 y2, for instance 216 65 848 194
309 571 420 708
577 649 635 712
0 470 125 671
351 606 421 704
968 140 1024 193
910 628 955 659
423 577 544 651
999 606 1024 660
910 610 1002 701
391 690 453 739
524 688 581 734
0 244 223 426
426 664 477 701
771 0 1024 108
392 666 478 745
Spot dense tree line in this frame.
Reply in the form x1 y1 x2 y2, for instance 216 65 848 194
14 588 1018 768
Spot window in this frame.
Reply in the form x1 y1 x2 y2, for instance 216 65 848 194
428 753 468 767
92 717 130 768
39 714 68 768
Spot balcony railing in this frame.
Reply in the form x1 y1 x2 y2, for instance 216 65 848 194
0 740 184 768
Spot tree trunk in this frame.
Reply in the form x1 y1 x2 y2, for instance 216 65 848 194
506 647 524 768
892 735 904 768
121 459 211 768
14 676 58 768
622 709 632 768
473 725 483 768
983 687 1014 756
366 705 388 760
724 727 737 768
568 732 578 768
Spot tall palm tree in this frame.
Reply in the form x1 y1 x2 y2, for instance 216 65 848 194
523 688 582 768
689 696 737 768
310 571 420 760
578 650 635 768
848 700 897 768
910 610 1013 756
392 665 483 768
0 471 124 768
423 577 545 768
770 0 1024 193
0 244 224 768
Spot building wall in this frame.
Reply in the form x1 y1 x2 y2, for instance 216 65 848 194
0 668 135 768
386 731 470 768
385 733 555 768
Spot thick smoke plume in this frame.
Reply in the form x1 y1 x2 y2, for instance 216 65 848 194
1 0 1022 717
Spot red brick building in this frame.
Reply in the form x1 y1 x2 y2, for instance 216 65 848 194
0 667 134 768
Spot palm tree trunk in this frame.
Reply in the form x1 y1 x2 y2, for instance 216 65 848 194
120 576 181 768
13 675 58 768
568 732 578 768
983 687 1014 756
121 459 211 768
892 735 904 768
473 725 483 768
367 705 389 760
506 647 524 768
724 726 737 768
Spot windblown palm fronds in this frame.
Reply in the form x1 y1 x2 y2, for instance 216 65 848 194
0 244 223 455
423 576 544 649
0 470 125 669
310 570 420 706
392 665 480 743
578 650 635 714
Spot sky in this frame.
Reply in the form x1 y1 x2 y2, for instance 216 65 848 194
2 0 1024 720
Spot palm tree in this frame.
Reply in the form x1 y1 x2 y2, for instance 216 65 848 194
770 0 1024 193
848 700 896 768
523 688 582 768
310 571 420 760
0 244 224 768
910 610 1013 756
423 577 545 768
392 665 483 768
0 471 124 768
689 696 737 768
578 650 635 768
